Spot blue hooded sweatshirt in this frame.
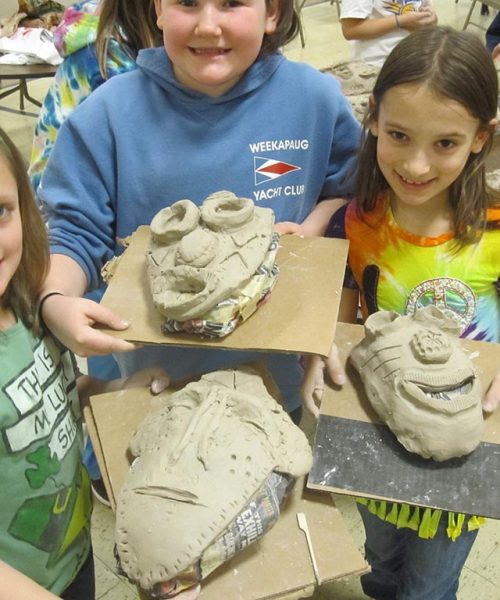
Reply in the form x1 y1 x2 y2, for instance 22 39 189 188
40 47 361 411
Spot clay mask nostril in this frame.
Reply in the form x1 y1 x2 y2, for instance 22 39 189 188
170 275 207 295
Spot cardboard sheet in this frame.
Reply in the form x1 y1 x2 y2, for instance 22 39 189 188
85 366 368 600
100 228 348 357
308 322 500 517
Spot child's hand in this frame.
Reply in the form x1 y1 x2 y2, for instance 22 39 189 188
401 7 437 30
78 367 170 407
152 583 201 599
41 293 138 357
275 221 302 235
175 585 201 599
301 344 346 418
118 367 170 396
482 373 500 413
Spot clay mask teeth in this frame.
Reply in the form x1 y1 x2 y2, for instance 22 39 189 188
418 378 474 401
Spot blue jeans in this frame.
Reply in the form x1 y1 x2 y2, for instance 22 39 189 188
486 11 500 53
358 503 478 600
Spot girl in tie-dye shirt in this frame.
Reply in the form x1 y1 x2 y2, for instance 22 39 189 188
305 26 500 600
29 0 161 196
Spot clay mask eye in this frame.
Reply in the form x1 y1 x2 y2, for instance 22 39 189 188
150 200 200 244
200 191 255 232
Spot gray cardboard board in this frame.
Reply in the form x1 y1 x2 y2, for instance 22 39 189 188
308 323 500 517
310 414 500 518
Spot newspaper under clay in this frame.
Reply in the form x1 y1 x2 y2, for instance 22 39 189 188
114 368 313 598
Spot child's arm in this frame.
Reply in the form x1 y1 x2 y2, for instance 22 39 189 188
0 559 200 600
40 254 137 356
302 287 359 417
341 6 437 41
299 198 348 236
0 560 60 600
275 198 348 237
77 367 170 409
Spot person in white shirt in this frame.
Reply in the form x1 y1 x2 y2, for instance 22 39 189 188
340 0 437 67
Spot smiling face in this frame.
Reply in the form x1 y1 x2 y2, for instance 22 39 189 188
370 83 490 233
0 154 22 327
154 0 278 97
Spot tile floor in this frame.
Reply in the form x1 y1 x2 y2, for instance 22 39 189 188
2 1 500 598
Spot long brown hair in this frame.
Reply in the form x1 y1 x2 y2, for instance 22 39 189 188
356 26 499 244
0 127 49 331
261 0 301 56
95 0 162 79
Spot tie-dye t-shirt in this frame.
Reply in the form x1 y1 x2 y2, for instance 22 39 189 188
327 194 500 343
29 0 137 197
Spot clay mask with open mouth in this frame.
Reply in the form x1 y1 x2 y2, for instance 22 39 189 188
350 306 484 461
147 191 275 321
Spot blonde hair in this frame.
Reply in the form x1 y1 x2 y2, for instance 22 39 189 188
0 127 49 331
95 0 162 79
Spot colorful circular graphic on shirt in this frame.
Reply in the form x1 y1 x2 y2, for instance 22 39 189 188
405 277 476 334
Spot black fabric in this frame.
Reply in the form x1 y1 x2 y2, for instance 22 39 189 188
61 549 95 600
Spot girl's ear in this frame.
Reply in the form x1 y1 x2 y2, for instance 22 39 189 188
265 0 280 34
368 94 379 136
154 0 163 28
471 118 498 153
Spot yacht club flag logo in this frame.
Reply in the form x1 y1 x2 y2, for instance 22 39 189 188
254 157 301 185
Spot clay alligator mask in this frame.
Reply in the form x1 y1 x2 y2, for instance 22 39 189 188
350 306 484 461
147 191 277 331
114 368 312 595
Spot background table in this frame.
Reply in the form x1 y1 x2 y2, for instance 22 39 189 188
0 63 57 114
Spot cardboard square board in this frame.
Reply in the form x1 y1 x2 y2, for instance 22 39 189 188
100 228 348 357
307 323 500 518
85 366 368 600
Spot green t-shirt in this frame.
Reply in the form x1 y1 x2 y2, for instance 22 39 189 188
0 320 92 593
